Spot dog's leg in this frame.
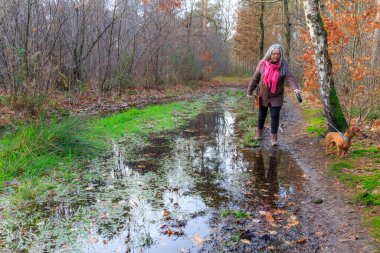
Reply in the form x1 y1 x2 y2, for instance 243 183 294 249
327 142 336 155
340 150 346 158
337 147 341 157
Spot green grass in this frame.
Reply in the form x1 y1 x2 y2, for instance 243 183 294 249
89 102 203 140
212 75 251 83
330 151 380 206
303 107 327 136
242 128 259 147
366 216 380 242
0 118 102 183
0 100 206 186
352 147 380 159
222 209 251 218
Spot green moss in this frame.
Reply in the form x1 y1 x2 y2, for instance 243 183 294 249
329 87 348 131
366 216 380 241
306 117 327 136
302 105 327 137
317 13 328 37
222 209 251 218
330 161 380 206
352 147 380 159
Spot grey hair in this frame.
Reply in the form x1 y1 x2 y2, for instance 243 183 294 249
258 44 289 76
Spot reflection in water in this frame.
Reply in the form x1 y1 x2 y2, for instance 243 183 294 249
252 150 280 208
28 102 304 253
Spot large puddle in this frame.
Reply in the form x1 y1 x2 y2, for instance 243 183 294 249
28 101 306 252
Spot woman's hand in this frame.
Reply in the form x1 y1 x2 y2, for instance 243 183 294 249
247 95 252 99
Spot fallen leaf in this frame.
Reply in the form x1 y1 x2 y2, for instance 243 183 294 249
162 209 171 217
252 219 261 223
273 209 287 215
265 212 275 223
286 215 299 228
241 239 251 244
89 237 98 243
160 224 167 229
167 229 173 236
259 211 267 216
296 238 307 244
316 232 324 237
192 234 205 246
269 230 277 235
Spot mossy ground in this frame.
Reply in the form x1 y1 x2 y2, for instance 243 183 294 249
299 95 380 243
302 102 327 137
0 99 207 206
329 144 380 242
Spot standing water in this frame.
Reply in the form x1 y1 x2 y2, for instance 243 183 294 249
29 100 306 253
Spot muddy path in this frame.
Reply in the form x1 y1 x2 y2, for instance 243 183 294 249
3 92 378 252
276 97 378 253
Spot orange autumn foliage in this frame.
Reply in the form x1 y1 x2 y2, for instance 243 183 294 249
141 0 181 11
301 0 380 96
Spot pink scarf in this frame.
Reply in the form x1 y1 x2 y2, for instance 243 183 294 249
258 60 280 94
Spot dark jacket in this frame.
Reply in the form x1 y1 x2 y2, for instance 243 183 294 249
247 63 299 107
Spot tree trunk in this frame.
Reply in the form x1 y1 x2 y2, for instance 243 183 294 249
23 0 32 89
283 0 291 63
202 0 207 35
303 0 348 131
371 0 380 66
259 3 264 58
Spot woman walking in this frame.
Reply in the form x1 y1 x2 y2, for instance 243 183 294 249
247 44 301 146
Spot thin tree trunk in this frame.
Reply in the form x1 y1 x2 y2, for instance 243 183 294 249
371 0 380 66
303 0 348 131
202 0 207 35
259 3 265 58
23 0 32 90
283 0 291 63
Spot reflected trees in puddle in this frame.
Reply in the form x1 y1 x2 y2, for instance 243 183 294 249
11 101 306 253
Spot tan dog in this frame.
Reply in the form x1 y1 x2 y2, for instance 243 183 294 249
325 125 363 158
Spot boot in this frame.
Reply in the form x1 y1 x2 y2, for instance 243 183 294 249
271 133 278 146
255 129 262 140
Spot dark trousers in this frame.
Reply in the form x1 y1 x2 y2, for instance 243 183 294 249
258 105 282 134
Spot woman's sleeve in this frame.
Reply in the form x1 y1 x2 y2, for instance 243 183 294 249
285 67 300 90
247 66 261 96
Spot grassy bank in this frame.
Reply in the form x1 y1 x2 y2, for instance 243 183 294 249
212 75 251 84
302 103 327 137
223 89 259 147
329 146 380 241
299 96 380 243
0 99 207 202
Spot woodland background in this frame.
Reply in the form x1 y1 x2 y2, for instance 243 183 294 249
0 0 379 125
